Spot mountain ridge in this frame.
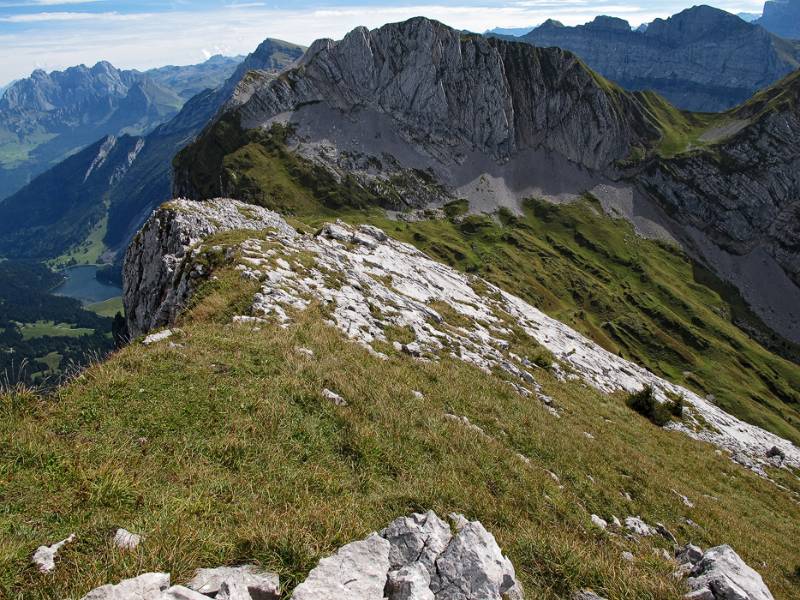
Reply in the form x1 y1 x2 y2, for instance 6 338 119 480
173 17 800 347
515 5 800 112
0 55 242 201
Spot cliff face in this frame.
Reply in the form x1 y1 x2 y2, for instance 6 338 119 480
520 6 800 112
758 0 800 39
225 18 660 173
643 72 800 293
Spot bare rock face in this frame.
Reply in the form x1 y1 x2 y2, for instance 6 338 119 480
685 545 774 600
644 105 800 288
293 511 523 600
177 17 659 194
122 198 296 338
291 533 392 600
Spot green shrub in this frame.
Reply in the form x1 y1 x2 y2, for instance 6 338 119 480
627 385 671 427
666 390 685 418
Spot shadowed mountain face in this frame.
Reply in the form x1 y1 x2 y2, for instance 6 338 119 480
0 56 242 201
758 0 800 39
0 39 305 263
516 6 800 112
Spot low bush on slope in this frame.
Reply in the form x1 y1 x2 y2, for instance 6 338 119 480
1 267 799 599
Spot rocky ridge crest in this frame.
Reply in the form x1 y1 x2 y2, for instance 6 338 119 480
519 6 800 112
124 198 800 478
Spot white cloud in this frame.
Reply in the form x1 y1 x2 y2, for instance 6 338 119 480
0 1 771 83
0 11 148 22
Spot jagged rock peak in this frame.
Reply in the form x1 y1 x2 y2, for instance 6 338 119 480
229 16 660 171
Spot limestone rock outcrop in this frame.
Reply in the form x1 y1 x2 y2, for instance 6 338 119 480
77 513 522 600
293 511 522 600
123 199 295 338
124 198 800 477
681 545 774 600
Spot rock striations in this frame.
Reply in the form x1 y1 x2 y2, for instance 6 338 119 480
124 198 800 477
176 16 660 188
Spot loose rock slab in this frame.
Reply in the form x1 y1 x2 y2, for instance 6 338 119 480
32 533 75 573
685 545 774 600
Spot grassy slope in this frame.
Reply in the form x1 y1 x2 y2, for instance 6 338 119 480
86 297 124 319
18 321 94 341
176 120 800 443
298 200 800 446
1 269 798 599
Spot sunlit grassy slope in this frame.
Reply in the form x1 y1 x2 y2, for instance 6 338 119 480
325 200 800 446
2 268 799 599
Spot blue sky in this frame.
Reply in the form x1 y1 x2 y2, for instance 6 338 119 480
0 0 767 83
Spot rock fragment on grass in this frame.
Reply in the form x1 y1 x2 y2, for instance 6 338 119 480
186 564 279 599
590 515 607 530
80 573 169 599
625 516 656 537
113 528 142 550
32 533 75 573
573 591 608 600
322 388 347 406
685 545 774 600
142 329 173 345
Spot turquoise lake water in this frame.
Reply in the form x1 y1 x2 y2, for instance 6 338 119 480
54 265 122 305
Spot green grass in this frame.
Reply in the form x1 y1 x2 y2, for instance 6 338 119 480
633 92 720 158
298 198 800 445
86 297 124 319
1 273 798 599
50 212 110 268
18 321 94 341
0 132 57 168
35 352 62 373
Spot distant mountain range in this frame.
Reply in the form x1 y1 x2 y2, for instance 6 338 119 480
484 26 536 37
758 0 800 39
0 39 304 263
0 55 241 200
513 5 800 112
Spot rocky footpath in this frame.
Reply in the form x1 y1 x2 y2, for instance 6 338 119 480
124 198 800 477
519 6 799 112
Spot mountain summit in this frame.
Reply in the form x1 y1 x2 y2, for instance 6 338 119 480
174 17 800 346
517 5 800 111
